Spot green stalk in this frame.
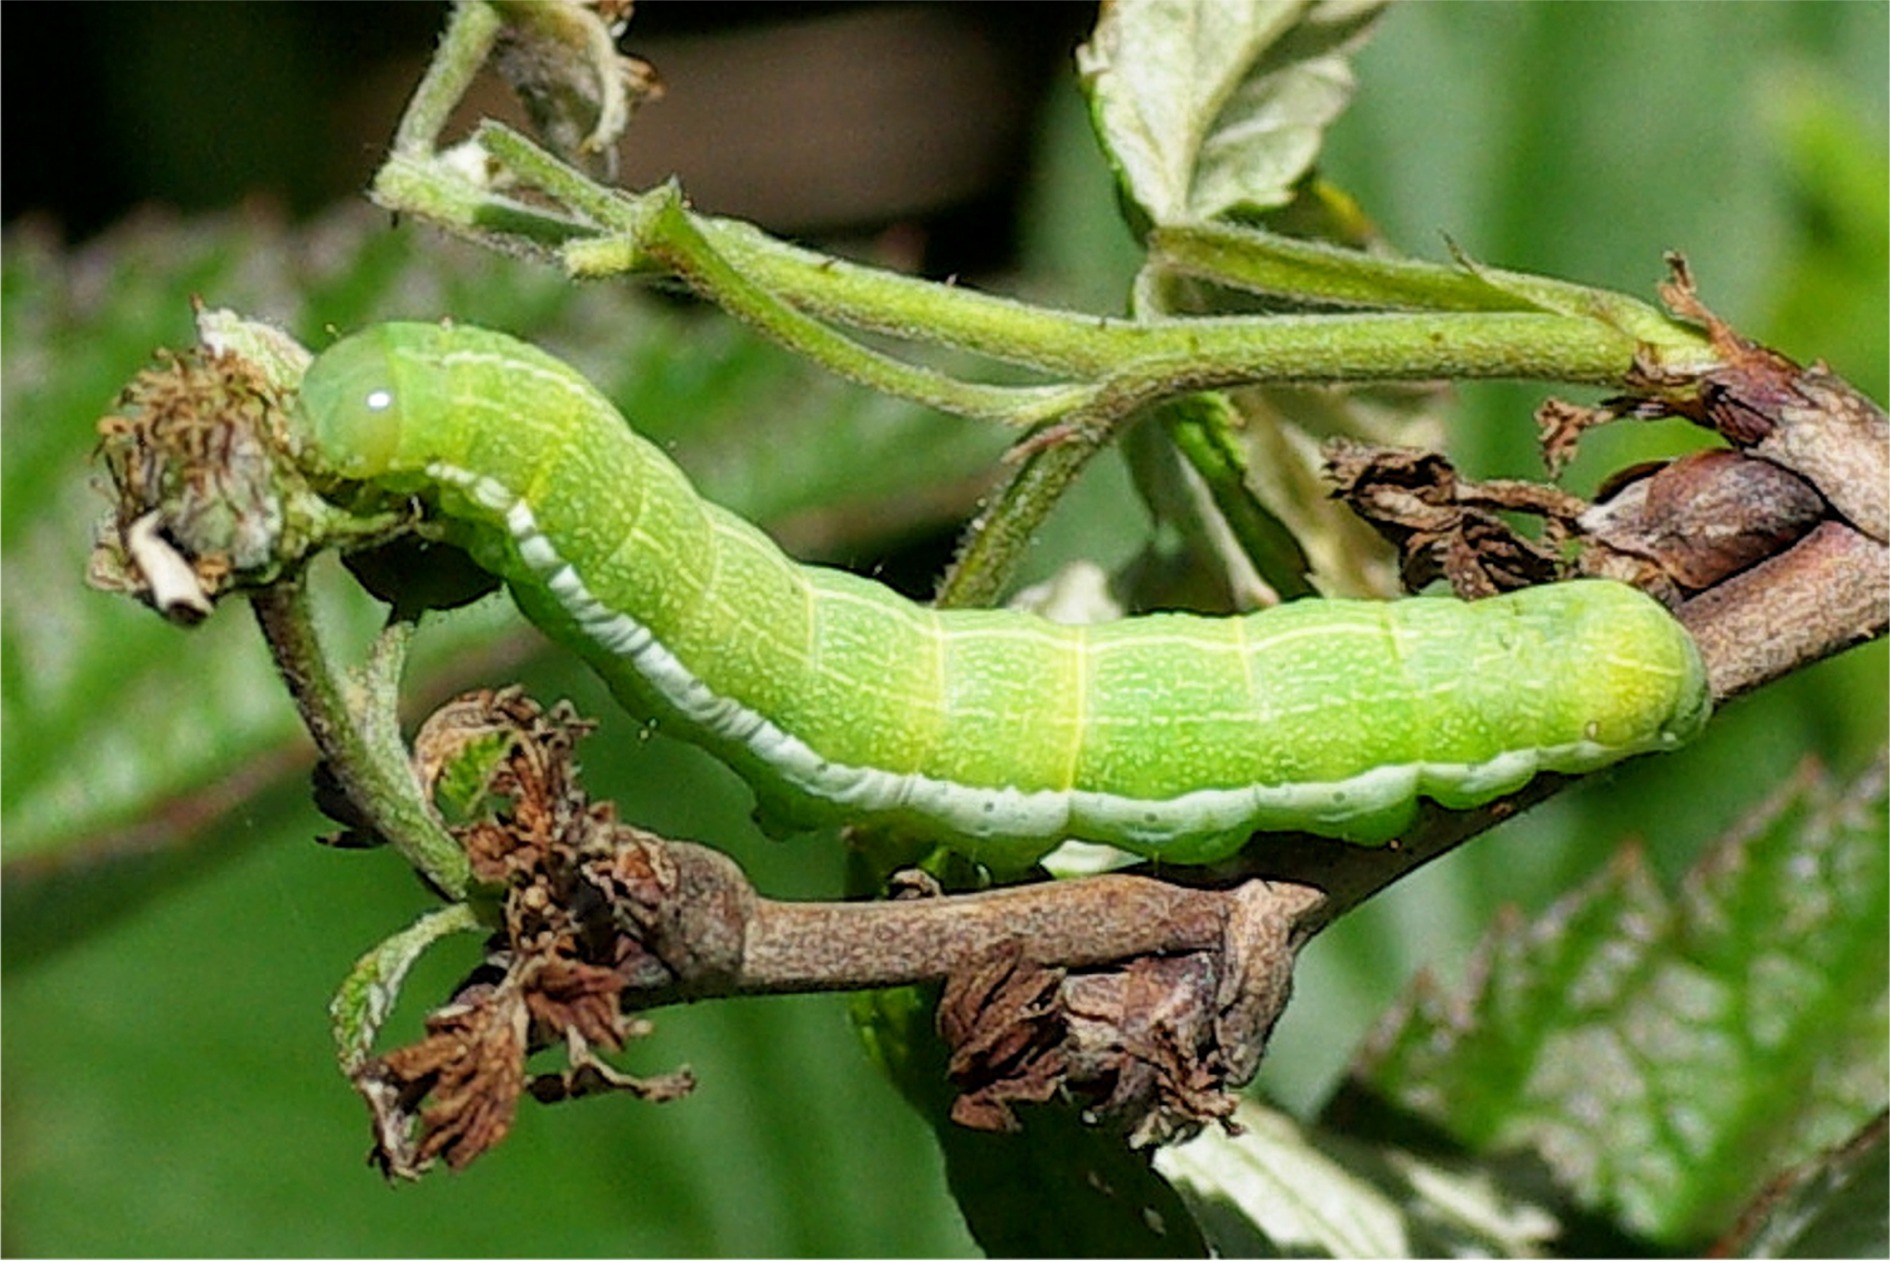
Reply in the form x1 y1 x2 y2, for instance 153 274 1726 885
390 1 502 157
936 435 1111 611
583 182 1092 426
403 127 1702 402
474 124 1090 426
250 585 472 899
1149 220 1717 359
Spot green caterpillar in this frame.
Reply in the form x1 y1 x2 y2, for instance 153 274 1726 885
292 322 1711 867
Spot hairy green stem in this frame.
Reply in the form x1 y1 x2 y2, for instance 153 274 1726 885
373 150 595 258
611 184 1091 426
689 215 1142 378
1153 221 1529 312
250 584 471 898
936 435 1111 611
567 190 1663 390
471 119 629 225
390 1 502 157
405 125 1698 396
1149 221 1718 361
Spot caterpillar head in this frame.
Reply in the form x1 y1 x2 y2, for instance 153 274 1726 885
294 328 410 479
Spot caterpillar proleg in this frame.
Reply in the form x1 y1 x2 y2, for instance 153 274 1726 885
293 322 1711 867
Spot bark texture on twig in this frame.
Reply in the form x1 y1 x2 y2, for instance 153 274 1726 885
352 688 1323 1174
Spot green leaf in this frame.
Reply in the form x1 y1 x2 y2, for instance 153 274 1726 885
330 901 488 1074
1343 755 1890 1248
941 1108 1209 1257
1078 0 1388 229
1155 1098 1561 1257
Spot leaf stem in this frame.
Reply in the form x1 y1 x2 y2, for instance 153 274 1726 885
250 584 471 898
936 434 1111 610
1149 221 1718 362
574 192 1668 390
603 181 1092 426
400 123 1709 402
390 1 502 157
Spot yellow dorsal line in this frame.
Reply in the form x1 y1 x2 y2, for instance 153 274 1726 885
1234 612 1257 728
1066 627 1089 794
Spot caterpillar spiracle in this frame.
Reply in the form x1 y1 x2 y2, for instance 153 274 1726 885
292 322 1711 868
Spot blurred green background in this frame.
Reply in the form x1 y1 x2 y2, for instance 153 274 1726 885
4 2 1884 1255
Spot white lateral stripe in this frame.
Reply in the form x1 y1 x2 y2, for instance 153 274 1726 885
425 462 1638 849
